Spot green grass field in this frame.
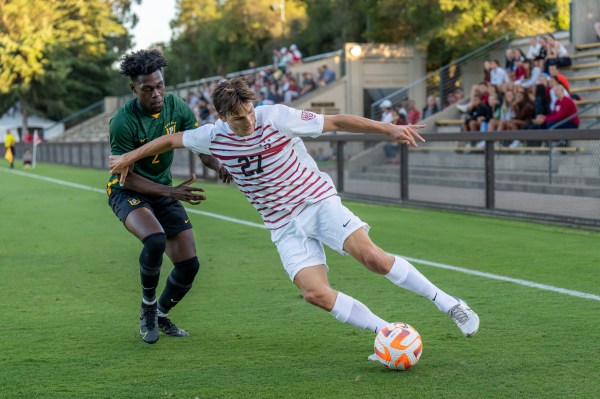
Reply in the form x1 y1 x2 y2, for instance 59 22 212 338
1 163 599 398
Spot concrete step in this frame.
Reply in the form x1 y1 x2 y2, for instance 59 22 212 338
571 50 600 60
575 42 600 51
568 73 600 82
571 85 600 94
568 61 600 71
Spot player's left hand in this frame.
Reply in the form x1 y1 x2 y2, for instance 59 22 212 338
389 124 426 148
170 174 206 205
218 166 233 184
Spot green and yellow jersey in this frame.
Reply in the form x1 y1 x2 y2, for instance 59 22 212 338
107 94 198 195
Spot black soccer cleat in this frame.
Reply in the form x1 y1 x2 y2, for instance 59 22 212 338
158 316 189 337
139 303 159 344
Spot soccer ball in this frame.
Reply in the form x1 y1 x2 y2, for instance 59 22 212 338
372 322 423 370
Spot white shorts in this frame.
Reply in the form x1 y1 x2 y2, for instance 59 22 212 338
270 196 369 281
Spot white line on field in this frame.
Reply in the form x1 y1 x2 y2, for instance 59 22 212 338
4 168 600 302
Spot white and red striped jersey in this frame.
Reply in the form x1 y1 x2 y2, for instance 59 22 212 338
182 104 337 230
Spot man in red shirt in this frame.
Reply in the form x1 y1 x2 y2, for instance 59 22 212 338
541 85 579 128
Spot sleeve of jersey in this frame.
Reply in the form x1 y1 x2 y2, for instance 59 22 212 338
182 125 215 155
109 115 135 155
268 104 324 138
176 96 200 130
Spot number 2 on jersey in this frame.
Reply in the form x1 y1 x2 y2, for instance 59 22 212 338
238 154 264 176
152 154 160 164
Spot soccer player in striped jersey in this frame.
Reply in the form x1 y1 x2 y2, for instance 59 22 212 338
110 78 480 353
107 49 231 344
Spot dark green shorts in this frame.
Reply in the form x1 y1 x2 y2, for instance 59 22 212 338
108 189 192 238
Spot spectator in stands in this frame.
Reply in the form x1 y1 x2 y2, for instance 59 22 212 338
548 77 571 112
490 60 510 89
505 48 516 72
519 58 543 90
290 44 303 64
544 85 579 129
317 64 336 86
512 55 528 84
509 90 535 130
595 22 600 40
533 79 551 117
529 85 579 147
422 95 440 119
548 64 571 94
545 34 572 70
463 95 491 134
486 94 503 132
280 74 299 105
300 71 317 96
483 60 492 83
379 99 395 123
405 100 421 124
526 37 542 60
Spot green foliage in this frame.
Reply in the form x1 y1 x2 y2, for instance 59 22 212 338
164 0 566 80
0 0 134 119
166 0 307 80
0 163 599 398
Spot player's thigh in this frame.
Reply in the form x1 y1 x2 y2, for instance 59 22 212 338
165 229 196 263
124 206 164 240
271 221 327 282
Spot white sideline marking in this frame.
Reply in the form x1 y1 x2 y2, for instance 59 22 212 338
4 168 600 302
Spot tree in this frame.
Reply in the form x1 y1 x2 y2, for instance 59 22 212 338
0 0 132 131
166 0 307 81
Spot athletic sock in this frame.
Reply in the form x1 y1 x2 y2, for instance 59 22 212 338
157 257 200 314
329 292 388 333
386 256 458 313
142 298 156 306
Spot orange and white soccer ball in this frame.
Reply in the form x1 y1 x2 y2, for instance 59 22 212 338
372 322 423 370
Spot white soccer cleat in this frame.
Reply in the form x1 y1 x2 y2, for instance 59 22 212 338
368 353 386 365
447 298 479 337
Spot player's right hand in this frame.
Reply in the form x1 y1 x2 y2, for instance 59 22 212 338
109 154 130 185
170 174 206 205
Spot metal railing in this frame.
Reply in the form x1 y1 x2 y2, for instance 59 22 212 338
20 128 600 229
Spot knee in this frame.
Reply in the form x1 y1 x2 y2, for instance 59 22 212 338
361 246 391 274
302 285 335 310
140 233 167 265
173 256 200 283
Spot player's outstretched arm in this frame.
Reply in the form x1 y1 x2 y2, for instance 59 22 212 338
109 132 185 185
322 114 426 148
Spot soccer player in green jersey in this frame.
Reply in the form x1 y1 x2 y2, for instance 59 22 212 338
107 49 230 344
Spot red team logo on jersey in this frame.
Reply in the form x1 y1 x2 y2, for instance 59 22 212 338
301 110 316 121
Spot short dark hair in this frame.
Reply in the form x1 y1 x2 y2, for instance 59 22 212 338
119 49 168 80
211 77 258 116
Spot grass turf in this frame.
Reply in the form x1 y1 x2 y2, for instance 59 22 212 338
0 163 598 398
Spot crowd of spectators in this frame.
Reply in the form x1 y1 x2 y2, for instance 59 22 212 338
456 33 579 150
183 44 338 126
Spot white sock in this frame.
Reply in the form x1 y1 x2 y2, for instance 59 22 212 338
386 256 458 313
330 292 389 333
